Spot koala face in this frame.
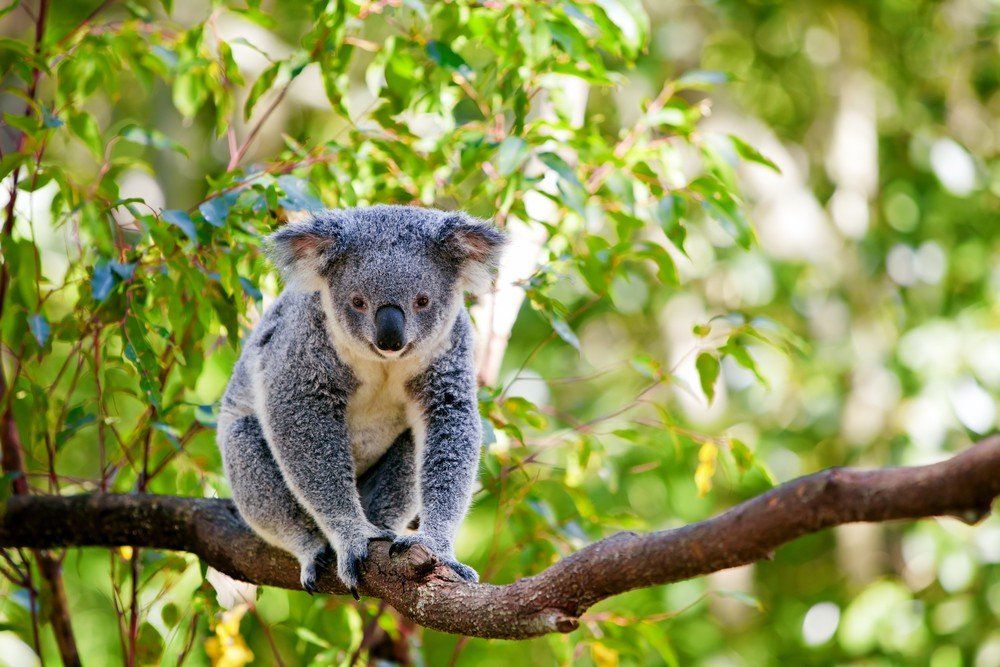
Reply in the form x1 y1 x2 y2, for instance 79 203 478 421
268 206 505 362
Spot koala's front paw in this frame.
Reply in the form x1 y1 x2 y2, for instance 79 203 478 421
300 544 335 595
388 533 479 582
334 528 396 599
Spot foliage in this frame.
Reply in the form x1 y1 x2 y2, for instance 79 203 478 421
0 0 996 665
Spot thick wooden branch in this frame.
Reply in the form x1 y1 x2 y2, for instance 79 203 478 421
1 436 997 639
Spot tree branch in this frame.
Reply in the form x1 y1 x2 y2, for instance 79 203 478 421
1 436 997 640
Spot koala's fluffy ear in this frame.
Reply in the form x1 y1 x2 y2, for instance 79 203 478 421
266 214 345 290
438 212 507 294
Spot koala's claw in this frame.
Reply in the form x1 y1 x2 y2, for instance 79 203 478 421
300 544 335 594
444 559 479 583
350 586 360 601
388 539 409 559
300 563 319 595
314 544 336 568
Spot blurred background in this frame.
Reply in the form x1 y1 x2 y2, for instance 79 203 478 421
0 0 997 665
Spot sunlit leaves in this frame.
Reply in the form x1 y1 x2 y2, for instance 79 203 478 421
0 1 782 662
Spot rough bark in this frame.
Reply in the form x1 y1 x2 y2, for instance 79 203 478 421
1 436 997 640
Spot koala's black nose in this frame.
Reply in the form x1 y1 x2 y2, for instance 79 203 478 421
374 305 406 352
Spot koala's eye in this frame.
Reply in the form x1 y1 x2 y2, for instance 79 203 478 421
414 294 430 310
350 296 366 311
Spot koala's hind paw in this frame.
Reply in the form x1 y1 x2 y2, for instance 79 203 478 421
388 533 433 558
444 559 479 583
388 534 479 582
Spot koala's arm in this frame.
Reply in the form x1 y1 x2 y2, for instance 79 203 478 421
408 320 482 562
254 311 388 588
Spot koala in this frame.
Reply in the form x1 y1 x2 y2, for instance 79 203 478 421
216 205 505 597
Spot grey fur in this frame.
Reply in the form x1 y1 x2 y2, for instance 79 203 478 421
217 205 505 594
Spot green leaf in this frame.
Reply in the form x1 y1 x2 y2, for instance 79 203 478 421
676 69 729 90
91 262 115 301
162 209 197 244
630 353 661 380
68 111 102 156
700 197 753 250
654 194 687 253
123 316 162 410
730 438 754 474
120 124 188 156
198 196 231 227
696 352 720 402
496 137 529 177
295 627 331 648
550 317 581 351
729 134 780 173
2 112 38 135
426 40 473 78
0 2 21 20
277 175 323 212
0 472 17 512
722 340 767 386
0 152 23 180
539 152 582 189
41 107 63 128
636 242 678 285
592 0 650 57
637 624 680 667
243 61 281 120
56 406 97 451
173 70 208 119
28 313 49 347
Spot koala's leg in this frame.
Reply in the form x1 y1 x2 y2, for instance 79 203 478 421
357 430 418 531
220 414 333 593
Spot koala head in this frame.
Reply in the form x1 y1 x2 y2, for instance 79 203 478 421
267 205 506 361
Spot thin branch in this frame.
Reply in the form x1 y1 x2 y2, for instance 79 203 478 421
0 436 996 639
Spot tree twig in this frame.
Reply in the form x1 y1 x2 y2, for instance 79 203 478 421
1 436 996 639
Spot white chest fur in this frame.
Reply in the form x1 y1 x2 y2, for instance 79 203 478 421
319 289 456 476
345 362 416 475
